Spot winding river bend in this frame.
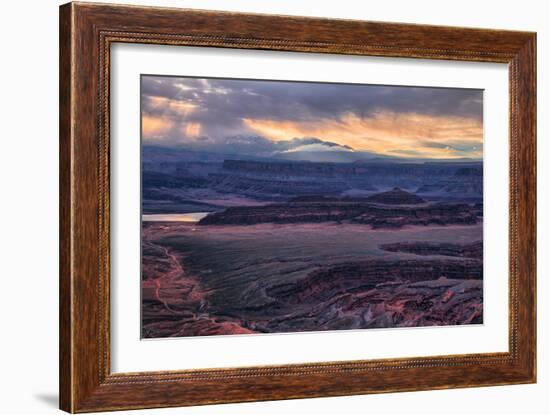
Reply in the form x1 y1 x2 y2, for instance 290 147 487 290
142 212 210 223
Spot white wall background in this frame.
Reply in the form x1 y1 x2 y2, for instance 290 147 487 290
0 0 546 414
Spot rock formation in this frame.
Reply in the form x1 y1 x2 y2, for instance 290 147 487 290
199 189 478 228
364 187 426 204
380 241 482 259
416 166 483 197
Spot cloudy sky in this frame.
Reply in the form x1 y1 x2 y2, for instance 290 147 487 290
141 75 483 160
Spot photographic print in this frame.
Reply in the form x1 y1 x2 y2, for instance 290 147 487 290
140 75 484 339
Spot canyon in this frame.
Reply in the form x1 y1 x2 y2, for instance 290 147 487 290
141 221 483 337
141 147 484 338
199 188 479 228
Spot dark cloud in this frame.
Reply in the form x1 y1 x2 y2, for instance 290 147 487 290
140 75 483 159
142 75 482 124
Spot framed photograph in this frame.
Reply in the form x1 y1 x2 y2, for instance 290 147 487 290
59 2 536 412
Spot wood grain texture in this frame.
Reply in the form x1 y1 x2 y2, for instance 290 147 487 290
59 2 537 412
59 3 73 411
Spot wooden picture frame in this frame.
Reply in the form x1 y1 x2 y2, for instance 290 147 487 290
59 2 536 412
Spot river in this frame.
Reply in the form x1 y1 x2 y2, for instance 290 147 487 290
142 212 210 223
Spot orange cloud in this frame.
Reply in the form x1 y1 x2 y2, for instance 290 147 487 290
146 96 196 116
184 122 202 137
243 111 482 159
142 115 174 139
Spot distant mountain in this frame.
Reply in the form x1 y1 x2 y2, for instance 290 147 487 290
143 142 481 166
146 135 367 161
416 167 483 196
274 149 386 163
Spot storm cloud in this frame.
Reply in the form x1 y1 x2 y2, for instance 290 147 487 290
141 75 483 159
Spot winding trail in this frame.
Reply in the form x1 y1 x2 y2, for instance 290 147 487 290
153 245 184 314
